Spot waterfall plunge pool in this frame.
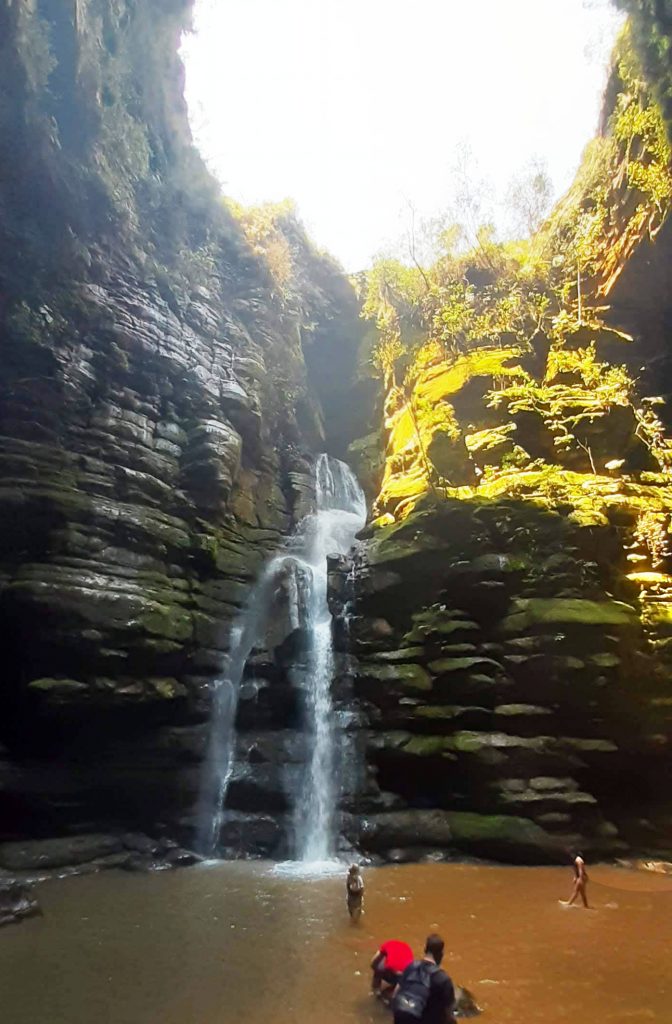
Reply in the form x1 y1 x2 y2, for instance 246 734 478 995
2 860 672 1024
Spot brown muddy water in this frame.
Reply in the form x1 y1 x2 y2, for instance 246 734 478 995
1 861 672 1024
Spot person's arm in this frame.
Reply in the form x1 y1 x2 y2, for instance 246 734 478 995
391 963 410 1002
442 978 457 1022
370 950 384 972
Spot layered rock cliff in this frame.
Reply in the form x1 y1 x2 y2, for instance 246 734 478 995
0 0 360 853
341 23 672 862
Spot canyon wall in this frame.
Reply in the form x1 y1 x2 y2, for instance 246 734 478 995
0 0 360 856
341 22 672 862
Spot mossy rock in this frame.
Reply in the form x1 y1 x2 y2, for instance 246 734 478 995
139 603 193 641
446 731 551 754
357 662 432 691
359 808 562 861
429 656 502 675
590 652 621 669
28 677 88 696
148 677 188 700
500 598 638 634
370 647 427 663
494 704 552 717
402 735 455 757
411 704 489 720
348 431 385 498
404 620 479 644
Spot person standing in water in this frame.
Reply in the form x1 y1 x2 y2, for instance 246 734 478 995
561 851 589 908
346 864 364 921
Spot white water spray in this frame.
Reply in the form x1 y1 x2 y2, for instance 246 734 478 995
294 454 366 862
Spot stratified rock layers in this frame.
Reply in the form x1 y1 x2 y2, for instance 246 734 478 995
0 1 356 846
339 499 672 862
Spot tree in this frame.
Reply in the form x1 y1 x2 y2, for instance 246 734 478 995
506 160 554 237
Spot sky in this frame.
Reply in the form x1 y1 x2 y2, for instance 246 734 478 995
181 0 625 271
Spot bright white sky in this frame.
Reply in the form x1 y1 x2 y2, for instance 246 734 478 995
181 0 624 271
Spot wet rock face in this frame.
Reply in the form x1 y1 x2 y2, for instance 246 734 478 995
337 498 672 862
0 882 41 928
0 1 360 850
0 252 319 841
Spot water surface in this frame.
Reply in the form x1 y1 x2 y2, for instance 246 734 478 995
2 862 671 1023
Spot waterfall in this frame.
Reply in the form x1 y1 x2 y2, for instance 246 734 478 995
294 454 366 862
196 454 365 862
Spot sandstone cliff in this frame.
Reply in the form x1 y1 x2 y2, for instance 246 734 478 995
0 0 360 850
341 23 672 862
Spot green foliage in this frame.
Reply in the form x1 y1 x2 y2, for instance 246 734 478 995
227 199 296 293
536 24 671 299
615 0 672 138
360 259 427 380
361 23 671 401
612 43 672 211
368 21 672 528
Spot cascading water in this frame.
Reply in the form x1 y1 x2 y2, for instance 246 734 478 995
293 454 366 862
196 454 365 862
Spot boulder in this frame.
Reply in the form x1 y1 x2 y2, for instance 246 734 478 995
455 985 483 1018
0 882 41 927
0 834 124 871
359 809 563 862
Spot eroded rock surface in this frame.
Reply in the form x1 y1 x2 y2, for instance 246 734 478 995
0 1 360 853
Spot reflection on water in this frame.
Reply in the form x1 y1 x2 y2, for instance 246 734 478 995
1 862 671 1024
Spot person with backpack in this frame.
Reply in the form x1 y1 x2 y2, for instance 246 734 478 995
392 934 456 1024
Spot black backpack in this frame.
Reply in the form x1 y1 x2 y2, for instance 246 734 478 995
392 960 438 1019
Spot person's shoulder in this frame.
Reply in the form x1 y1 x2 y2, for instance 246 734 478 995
433 967 454 989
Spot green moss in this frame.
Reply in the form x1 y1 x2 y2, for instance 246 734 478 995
429 656 501 675
413 704 488 720
445 811 554 849
494 704 552 716
371 647 426 662
141 638 184 655
590 652 621 668
28 677 88 695
404 736 453 757
465 424 517 454
149 678 187 699
360 662 432 691
139 604 192 642
446 731 550 754
403 604 480 644
500 598 637 634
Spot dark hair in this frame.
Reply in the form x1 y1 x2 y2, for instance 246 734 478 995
425 933 444 964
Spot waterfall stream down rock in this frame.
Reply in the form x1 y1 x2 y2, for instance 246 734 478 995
198 455 365 861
